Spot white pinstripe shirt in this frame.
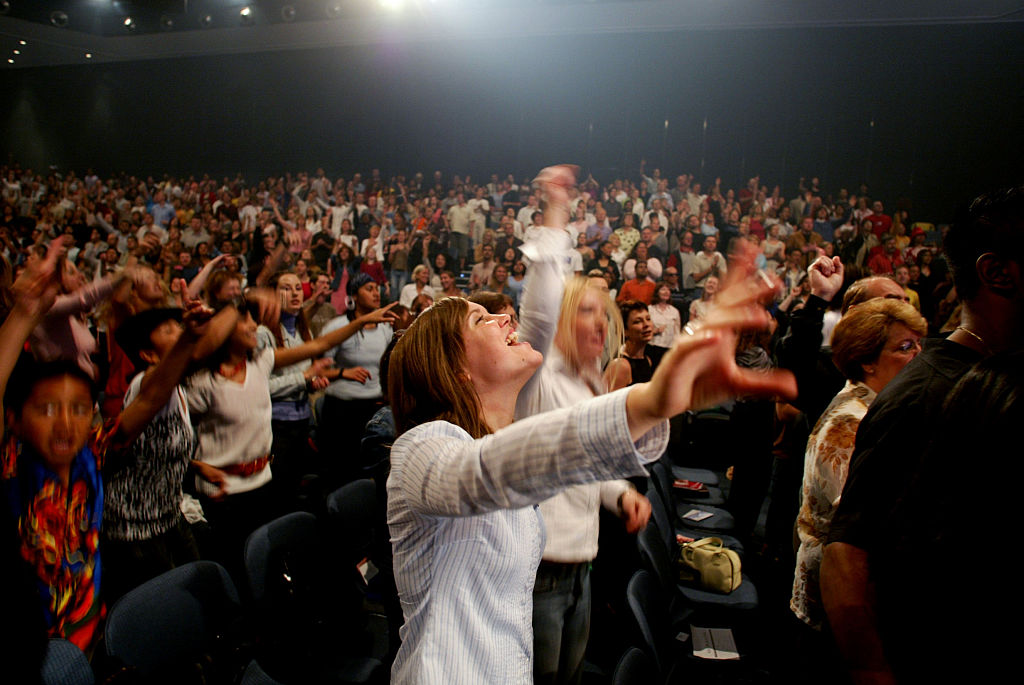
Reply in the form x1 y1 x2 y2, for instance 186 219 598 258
387 389 668 684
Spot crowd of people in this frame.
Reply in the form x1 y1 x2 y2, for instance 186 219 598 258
1 158 1020 685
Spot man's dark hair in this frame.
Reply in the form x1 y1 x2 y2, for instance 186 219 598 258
945 185 1024 300
4 356 97 417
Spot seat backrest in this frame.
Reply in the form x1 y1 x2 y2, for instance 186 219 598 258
325 479 377 564
42 639 94 685
669 409 732 469
104 561 240 677
646 476 677 553
244 511 320 602
649 460 673 511
624 569 670 674
610 646 656 685
243 510 366 666
636 518 676 602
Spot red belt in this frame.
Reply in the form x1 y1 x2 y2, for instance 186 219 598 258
221 454 273 477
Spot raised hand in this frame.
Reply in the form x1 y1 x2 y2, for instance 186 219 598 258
12 236 68 319
626 240 796 438
245 287 280 327
808 255 844 302
135 232 162 258
181 299 216 339
357 300 400 326
533 164 578 211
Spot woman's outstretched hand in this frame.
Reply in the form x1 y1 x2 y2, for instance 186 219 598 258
626 239 797 441
357 300 400 327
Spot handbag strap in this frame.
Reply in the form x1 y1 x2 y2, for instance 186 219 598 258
684 537 723 551
681 536 724 562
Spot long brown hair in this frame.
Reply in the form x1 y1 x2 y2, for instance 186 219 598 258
388 296 491 438
267 270 312 348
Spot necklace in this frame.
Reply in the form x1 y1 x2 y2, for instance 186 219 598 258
218 359 246 378
955 325 993 355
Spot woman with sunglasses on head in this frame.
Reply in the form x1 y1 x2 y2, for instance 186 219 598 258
318 273 397 486
385 165 795 684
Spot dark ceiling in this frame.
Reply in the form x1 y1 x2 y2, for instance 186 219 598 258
3 0 1023 69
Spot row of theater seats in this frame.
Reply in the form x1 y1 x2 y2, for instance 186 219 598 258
41 479 390 685
609 437 767 684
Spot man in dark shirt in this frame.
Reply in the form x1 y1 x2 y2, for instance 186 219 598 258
821 185 1024 684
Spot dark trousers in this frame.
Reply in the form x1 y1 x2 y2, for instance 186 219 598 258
101 516 200 606
199 483 279 591
317 396 382 489
271 417 316 507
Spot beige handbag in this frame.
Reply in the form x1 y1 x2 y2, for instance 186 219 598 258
677 537 742 594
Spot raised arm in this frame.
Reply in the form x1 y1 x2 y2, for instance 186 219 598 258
45 274 117 318
253 243 287 288
516 228 572 357
186 254 228 301
392 389 666 517
115 302 223 445
268 198 295 232
93 212 116 236
0 238 66 437
775 255 844 417
271 302 398 369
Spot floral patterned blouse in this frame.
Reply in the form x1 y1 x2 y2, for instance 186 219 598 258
791 380 876 629
1 419 120 651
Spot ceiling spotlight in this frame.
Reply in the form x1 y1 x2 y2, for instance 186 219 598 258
325 2 343 19
19 40 27 46
239 6 254 24
123 16 136 31
7 59 13 64
0 1 10 16
199 14 213 28
85 53 93 59
50 11 69 28
281 5 296 22
13 49 20 55
160 15 174 30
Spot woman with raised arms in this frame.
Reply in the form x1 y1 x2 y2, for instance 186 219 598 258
384 165 796 684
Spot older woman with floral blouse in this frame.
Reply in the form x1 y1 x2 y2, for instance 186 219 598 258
791 297 926 629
